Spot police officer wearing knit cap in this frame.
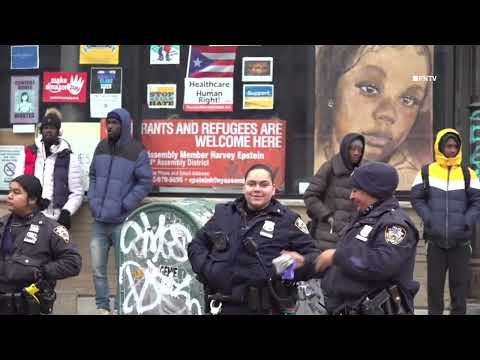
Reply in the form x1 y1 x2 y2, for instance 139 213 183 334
0 175 82 314
313 161 420 315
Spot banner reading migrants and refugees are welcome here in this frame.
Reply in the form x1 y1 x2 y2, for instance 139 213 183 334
142 119 286 190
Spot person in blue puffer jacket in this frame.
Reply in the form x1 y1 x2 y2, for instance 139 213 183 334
88 108 153 314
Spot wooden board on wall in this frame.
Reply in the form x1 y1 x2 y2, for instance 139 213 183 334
0 129 34 146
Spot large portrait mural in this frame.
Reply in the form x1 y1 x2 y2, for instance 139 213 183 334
314 45 434 190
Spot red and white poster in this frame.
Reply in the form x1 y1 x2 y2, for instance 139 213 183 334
43 72 87 103
183 78 233 112
142 119 286 190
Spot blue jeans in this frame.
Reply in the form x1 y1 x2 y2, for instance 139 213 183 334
90 221 122 311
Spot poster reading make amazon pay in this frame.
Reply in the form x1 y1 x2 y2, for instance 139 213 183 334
142 118 286 190
90 67 123 118
43 72 87 103
10 75 39 124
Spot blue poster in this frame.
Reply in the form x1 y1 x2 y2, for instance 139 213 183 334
11 45 39 70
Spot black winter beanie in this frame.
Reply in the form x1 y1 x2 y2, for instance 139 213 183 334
350 162 399 200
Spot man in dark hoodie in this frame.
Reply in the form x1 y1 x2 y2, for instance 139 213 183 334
88 108 153 315
304 133 365 250
411 128 480 315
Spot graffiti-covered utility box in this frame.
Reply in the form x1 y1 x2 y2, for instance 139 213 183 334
117 199 215 315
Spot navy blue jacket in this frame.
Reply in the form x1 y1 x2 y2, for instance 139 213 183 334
88 108 153 224
0 211 82 293
188 197 320 298
321 196 419 312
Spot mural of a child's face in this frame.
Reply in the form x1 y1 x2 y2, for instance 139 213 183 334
332 45 430 161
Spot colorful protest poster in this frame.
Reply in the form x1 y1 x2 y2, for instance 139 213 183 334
90 67 122 118
43 72 87 103
147 84 177 109
243 84 274 110
142 118 286 190
183 78 233 112
61 122 100 190
242 57 273 82
150 45 180 64
11 45 39 69
0 146 23 190
79 45 119 64
10 76 39 124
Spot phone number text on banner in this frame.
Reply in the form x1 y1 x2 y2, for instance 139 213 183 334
142 119 286 189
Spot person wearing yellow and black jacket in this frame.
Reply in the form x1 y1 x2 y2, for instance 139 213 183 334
411 128 480 315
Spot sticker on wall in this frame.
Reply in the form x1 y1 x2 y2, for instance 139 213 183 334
0 146 24 190
243 84 274 110
11 45 39 70
10 75 39 124
90 67 122 118
79 45 119 64
147 84 177 109
150 45 180 65
242 57 273 82
43 72 87 103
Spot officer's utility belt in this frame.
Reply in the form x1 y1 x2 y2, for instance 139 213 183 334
208 280 298 314
0 292 40 315
333 285 411 316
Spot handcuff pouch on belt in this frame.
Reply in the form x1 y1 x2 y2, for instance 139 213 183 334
359 285 410 315
247 279 298 313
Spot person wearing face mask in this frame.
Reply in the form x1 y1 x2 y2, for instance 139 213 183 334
411 128 480 315
88 108 153 315
304 133 366 251
188 164 320 315
14 108 84 230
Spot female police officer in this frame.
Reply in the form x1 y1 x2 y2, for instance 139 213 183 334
287 162 420 315
188 164 320 315
0 175 82 315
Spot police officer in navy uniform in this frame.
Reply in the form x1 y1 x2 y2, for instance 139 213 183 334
0 175 82 315
188 164 320 315
313 161 420 315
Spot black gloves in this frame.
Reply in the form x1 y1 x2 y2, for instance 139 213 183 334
58 209 71 229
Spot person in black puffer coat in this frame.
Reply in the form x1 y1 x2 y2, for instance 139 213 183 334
304 133 365 250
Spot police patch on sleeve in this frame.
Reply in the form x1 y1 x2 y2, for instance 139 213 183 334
295 217 309 234
384 225 406 245
53 225 70 243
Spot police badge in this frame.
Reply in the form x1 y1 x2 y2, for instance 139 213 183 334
53 225 70 243
384 225 406 245
295 217 309 234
